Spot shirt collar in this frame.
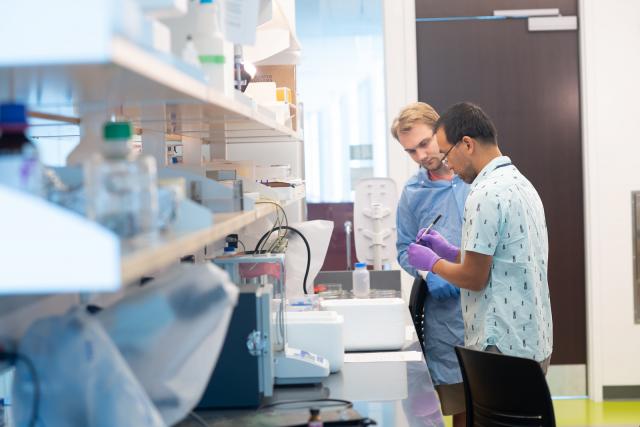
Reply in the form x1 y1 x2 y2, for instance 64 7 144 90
409 167 463 188
471 156 512 189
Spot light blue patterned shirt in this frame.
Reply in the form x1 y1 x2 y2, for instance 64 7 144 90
460 156 553 362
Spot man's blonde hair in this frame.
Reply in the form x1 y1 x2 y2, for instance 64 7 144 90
390 102 439 141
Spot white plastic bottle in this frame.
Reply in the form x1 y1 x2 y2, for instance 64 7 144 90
84 121 159 239
352 262 370 298
192 0 235 96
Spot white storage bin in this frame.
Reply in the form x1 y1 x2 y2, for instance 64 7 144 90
320 298 405 352
285 311 344 373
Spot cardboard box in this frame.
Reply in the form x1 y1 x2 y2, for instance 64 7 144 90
254 65 298 130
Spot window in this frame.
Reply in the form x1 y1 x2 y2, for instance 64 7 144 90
296 0 386 202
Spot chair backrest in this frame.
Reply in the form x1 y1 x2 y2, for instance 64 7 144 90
455 346 556 427
408 276 427 354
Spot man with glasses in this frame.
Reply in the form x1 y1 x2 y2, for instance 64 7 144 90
408 102 553 372
391 102 469 426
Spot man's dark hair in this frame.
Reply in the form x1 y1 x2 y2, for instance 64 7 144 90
434 102 497 145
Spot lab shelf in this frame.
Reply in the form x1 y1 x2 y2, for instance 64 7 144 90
0 36 302 144
0 183 301 292
121 196 303 285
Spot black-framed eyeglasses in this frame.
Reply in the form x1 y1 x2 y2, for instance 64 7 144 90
441 140 460 166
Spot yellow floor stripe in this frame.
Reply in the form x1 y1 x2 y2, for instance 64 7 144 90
554 399 640 426
442 400 640 426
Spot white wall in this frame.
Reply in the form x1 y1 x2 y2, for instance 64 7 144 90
580 0 640 400
383 0 418 193
383 0 418 300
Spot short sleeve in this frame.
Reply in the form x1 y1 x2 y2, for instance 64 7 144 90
463 192 505 256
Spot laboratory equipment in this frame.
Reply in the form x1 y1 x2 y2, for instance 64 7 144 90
353 177 398 269
255 163 291 180
274 347 330 385
321 297 405 351
285 311 344 373
213 254 330 386
198 284 274 408
0 103 42 196
162 166 252 213
352 262 370 298
84 121 159 239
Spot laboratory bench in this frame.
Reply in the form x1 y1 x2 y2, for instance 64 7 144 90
177 324 444 427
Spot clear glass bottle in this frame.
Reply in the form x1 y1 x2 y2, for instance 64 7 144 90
352 262 370 298
84 121 159 239
0 103 42 196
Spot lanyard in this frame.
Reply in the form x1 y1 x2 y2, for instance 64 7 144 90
494 162 513 171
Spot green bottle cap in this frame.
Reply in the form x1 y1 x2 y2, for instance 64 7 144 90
104 122 132 140
198 54 226 64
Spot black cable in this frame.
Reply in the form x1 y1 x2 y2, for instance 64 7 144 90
253 225 311 294
0 351 39 427
188 411 209 427
259 397 353 410
237 239 246 252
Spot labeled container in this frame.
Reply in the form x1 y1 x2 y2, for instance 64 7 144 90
352 262 370 298
0 103 42 196
320 298 405 352
84 122 159 239
285 310 344 373
192 0 234 96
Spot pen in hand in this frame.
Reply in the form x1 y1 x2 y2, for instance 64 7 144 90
416 214 442 242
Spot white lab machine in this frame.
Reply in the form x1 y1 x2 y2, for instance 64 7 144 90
353 177 398 270
284 310 344 373
274 346 330 385
214 254 330 385
321 297 406 352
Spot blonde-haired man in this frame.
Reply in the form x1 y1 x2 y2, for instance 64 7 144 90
392 102 469 426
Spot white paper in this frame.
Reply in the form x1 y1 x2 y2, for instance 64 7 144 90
344 351 423 363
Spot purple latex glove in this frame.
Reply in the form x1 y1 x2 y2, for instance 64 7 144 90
408 243 442 272
416 229 460 262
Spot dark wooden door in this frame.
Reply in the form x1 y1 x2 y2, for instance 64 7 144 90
416 0 585 364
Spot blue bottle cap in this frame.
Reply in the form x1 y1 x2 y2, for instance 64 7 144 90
0 103 28 130
354 262 367 268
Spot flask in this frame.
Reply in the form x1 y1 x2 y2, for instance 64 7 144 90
352 262 370 298
307 407 323 427
84 121 158 239
0 103 42 195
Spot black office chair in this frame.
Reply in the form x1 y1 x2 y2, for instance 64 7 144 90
455 346 556 427
408 276 427 354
